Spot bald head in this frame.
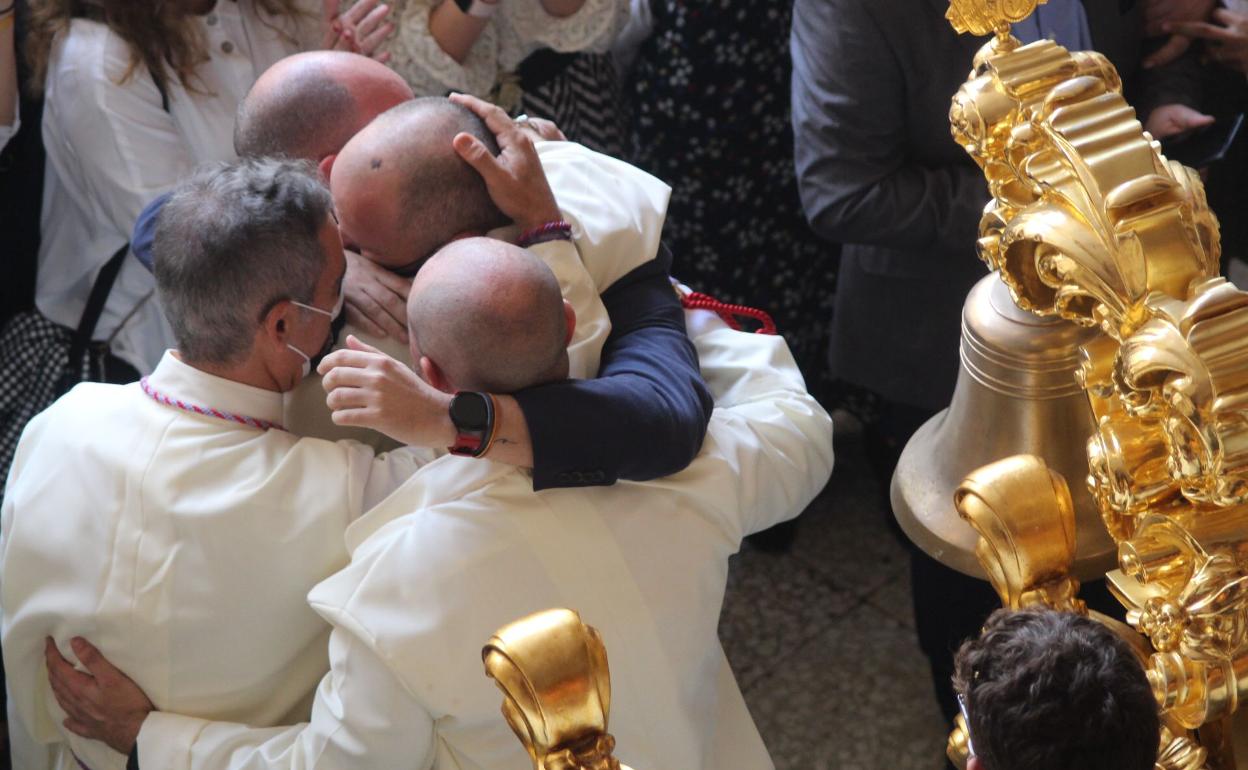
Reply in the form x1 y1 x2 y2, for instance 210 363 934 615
408 238 569 393
332 97 505 271
234 51 413 162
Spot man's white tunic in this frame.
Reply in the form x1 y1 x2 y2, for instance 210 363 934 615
1 354 428 770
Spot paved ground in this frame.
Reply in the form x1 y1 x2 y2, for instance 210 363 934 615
718 413 951 770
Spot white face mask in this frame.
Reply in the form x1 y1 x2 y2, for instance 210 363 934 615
285 283 345 378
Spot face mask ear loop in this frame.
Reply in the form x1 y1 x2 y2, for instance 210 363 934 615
286 343 312 378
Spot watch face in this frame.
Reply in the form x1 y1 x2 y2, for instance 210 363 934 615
450 392 490 432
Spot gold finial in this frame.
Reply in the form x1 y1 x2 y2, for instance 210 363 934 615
483 609 629 770
945 0 1051 40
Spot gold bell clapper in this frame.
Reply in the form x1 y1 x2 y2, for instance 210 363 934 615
891 271 1117 580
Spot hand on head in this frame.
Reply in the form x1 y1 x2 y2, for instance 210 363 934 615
448 93 563 232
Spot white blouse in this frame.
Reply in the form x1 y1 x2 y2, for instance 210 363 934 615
365 0 629 97
35 1 320 375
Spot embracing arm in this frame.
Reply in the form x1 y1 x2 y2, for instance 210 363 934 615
516 244 712 489
47 627 433 770
790 0 985 252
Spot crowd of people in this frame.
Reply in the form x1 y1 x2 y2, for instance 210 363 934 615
0 0 1244 768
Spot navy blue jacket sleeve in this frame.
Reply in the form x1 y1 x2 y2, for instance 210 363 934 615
516 244 714 490
131 192 170 272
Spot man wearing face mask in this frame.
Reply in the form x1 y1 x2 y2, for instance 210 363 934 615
0 157 432 770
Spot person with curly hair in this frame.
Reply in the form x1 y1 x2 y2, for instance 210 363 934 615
20 0 390 379
952 607 1160 770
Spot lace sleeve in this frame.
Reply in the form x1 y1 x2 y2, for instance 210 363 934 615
377 0 504 96
504 0 630 55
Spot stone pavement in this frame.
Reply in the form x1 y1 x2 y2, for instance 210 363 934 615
718 413 952 770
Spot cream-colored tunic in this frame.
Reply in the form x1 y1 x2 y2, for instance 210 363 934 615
1 353 429 770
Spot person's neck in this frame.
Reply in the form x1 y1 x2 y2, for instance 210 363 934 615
178 352 285 393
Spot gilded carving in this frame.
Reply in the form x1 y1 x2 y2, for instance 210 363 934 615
483 609 631 770
941 1 1245 765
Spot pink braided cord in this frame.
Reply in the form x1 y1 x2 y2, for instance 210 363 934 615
141 377 285 432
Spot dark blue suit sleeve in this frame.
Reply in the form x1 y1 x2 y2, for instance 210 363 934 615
131 192 170 272
516 244 713 490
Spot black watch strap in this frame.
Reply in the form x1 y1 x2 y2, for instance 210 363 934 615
449 391 497 457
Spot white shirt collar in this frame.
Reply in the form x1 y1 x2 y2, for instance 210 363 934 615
145 350 286 429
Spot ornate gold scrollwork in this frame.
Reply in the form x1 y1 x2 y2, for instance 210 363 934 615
943 2 1242 765
946 0 1051 38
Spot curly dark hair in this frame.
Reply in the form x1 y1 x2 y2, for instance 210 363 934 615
25 0 309 98
952 607 1159 770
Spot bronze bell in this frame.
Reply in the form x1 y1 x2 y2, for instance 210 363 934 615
891 272 1117 580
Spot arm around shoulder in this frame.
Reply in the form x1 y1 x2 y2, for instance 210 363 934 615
517 253 712 489
136 623 434 770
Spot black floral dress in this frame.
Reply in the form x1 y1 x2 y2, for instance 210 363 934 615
627 0 841 404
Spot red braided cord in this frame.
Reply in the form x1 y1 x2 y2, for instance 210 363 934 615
680 292 778 335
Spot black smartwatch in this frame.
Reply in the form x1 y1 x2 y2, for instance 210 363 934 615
449 391 496 457
453 0 498 17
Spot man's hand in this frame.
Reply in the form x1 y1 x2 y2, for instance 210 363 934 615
1145 103 1216 139
322 0 395 62
448 92 562 232
1171 9 1248 74
344 250 412 342
45 637 154 756
1145 0 1216 35
319 335 455 447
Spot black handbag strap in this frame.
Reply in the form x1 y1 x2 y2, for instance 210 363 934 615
52 73 168 388
66 242 131 369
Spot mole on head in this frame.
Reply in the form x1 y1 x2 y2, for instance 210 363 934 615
370 158 383 170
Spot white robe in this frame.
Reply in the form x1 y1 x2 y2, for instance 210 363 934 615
0 354 430 770
134 315 835 770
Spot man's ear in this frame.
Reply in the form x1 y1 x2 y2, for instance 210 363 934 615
319 153 337 182
967 755 982 770
420 355 453 394
262 300 294 346
563 299 576 346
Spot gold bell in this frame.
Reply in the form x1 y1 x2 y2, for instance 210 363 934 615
891 273 1117 580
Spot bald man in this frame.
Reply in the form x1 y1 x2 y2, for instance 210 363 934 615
311 95 710 486
406 240 575 394
48 235 834 770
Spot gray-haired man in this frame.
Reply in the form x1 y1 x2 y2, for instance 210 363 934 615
0 157 429 770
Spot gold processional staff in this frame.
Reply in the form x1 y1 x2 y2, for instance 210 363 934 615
894 0 1246 768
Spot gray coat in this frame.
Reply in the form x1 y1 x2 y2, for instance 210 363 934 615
792 0 1150 411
